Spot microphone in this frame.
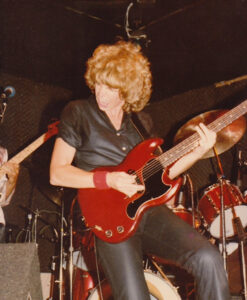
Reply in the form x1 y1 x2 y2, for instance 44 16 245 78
0 86 16 123
0 86 16 100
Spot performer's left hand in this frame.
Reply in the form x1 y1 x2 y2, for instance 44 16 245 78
194 123 216 157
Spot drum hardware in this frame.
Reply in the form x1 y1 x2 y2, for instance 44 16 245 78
39 187 70 300
172 173 202 230
18 205 61 243
47 255 59 300
176 174 187 207
16 206 36 243
148 254 199 300
210 145 229 271
57 187 67 300
236 149 244 190
235 148 247 189
68 215 74 300
67 195 78 300
212 145 247 284
186 173 197 229
149 257 175 284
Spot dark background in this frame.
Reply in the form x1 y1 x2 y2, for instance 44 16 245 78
0 0 247 296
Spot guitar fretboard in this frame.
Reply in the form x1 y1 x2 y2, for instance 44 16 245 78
9 133 47 165
140 100 247 181
0 121 58 179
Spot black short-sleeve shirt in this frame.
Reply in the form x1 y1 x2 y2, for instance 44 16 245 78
58 96 143 171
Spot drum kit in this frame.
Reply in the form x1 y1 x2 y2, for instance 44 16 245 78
15 109 247 299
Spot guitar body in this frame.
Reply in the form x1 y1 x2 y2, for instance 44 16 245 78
78 138 182 243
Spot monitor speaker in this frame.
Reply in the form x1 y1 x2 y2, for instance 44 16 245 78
0 243 42 300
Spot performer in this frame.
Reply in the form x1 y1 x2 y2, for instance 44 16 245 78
0 146 19 242
50 40 230 300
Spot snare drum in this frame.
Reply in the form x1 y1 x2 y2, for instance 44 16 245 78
87 270 181 300
198 181 247 238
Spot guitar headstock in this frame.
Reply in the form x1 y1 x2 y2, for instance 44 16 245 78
45 121 60 141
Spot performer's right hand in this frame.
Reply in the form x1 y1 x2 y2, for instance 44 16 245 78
106 172 144 198
4 162 20 180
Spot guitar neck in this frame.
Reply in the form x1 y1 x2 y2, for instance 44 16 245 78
0 121 59 179
158 99 247 168
9 133 47 164
0 134 48 179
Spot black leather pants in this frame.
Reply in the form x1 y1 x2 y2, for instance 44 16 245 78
96 205 231 300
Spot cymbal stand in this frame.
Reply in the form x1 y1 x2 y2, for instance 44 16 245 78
186 174 196 228
68 216 73 300
48 256 57 300
57 188 66 300
213 147 228 272
68 197 77 300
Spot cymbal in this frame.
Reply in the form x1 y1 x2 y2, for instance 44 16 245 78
38 183 64 206
173 109 246 158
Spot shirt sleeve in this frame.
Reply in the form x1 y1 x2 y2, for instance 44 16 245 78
57 101 83 149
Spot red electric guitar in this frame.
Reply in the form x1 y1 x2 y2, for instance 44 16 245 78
78 100 247 243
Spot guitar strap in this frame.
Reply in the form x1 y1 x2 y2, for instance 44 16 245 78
131 111 163 155
131 111 155 140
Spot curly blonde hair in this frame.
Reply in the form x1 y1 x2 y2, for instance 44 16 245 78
85 41 152 112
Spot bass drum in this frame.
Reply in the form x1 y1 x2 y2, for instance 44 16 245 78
87 270 181 300
198 182 247 238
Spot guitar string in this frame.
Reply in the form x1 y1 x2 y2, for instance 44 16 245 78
133 102 247 183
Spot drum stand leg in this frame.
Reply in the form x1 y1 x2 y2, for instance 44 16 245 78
47 256 57 300
68 213 74 300
57 188 67 300
218 177 228 273
58 196 65 300
149 258 171 283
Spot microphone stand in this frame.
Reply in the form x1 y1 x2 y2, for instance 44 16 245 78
0 102 7 123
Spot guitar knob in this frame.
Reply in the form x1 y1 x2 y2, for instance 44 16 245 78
105 230 113 238
117 226 124 233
